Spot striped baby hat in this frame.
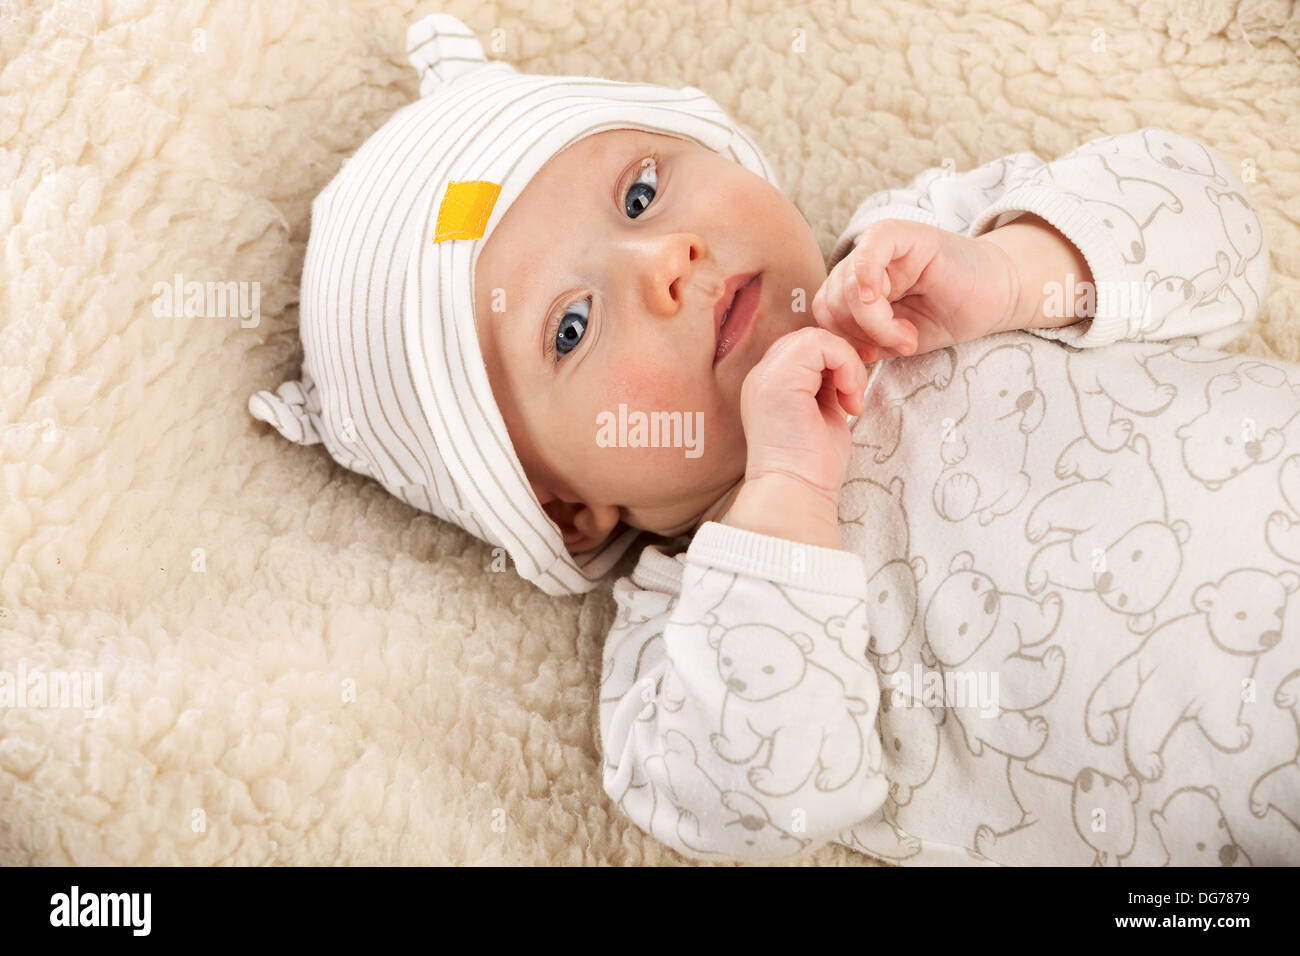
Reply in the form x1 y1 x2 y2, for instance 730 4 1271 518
248 11 779 597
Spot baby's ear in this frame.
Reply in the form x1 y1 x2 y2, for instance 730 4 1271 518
541 498 622 555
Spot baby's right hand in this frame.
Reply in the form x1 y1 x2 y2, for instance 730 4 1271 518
738 326 866 513
812 218 1020 362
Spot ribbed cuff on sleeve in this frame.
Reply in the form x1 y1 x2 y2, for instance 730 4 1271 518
969 185 1143 350
686 520 868 597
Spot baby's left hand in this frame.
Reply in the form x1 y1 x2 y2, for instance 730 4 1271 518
811 219 1021 362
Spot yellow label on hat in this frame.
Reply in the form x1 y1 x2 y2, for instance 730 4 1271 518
433 180 501 242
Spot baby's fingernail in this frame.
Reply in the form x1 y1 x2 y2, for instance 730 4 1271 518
860 284 876 303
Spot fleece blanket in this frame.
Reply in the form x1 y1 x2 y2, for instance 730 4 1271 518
0 0 1297 866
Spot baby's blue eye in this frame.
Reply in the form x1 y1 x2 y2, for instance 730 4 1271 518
624 156 658 218
548 156 659 362
553 297 590 358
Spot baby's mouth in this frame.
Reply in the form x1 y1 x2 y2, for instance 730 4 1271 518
714 273 761 366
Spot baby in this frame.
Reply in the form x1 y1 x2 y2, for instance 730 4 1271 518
250 13 1300 866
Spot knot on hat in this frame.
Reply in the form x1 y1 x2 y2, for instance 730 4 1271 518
248 375 323 447
406 13 496 98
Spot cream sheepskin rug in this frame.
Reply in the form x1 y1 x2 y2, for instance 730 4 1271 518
1 0 1297 865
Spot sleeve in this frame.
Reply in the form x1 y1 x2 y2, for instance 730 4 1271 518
828 127 1270 352
598 522 889 863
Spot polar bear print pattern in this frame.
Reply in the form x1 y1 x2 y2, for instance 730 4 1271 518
921 550 1064 760
1151 786 1253 866
707 622 874 796
1266 456 1300 565
1248 669 1300 832
839 476 927 672
645 730 812 859
1063 347 1177 451
1175 362 1300 489
933 344 1046 526
852 347 957 466
1025 432 1190 634
1084 567 1299 781
974 761 1143 866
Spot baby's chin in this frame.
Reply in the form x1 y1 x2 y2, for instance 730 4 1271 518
614 453 746 537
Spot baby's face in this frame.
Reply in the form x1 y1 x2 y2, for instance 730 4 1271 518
473 128 826 553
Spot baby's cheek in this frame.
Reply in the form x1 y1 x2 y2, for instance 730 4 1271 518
599 362 696 412
588 363 722 465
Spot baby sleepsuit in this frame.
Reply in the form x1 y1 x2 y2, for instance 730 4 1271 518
598 128 1300 865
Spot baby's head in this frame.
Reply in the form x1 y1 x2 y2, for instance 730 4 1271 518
249 13 826 597
473 127 825 557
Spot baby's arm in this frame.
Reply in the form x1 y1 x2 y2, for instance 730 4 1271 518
598 523 889 863
831 128 1268 350
973 128 1267 349
828 150 1049 264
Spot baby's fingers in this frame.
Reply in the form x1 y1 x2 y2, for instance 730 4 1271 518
778 326 868 418
811 271 862 345
836 268 917 355
813 263 896 357
816 328 870 418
